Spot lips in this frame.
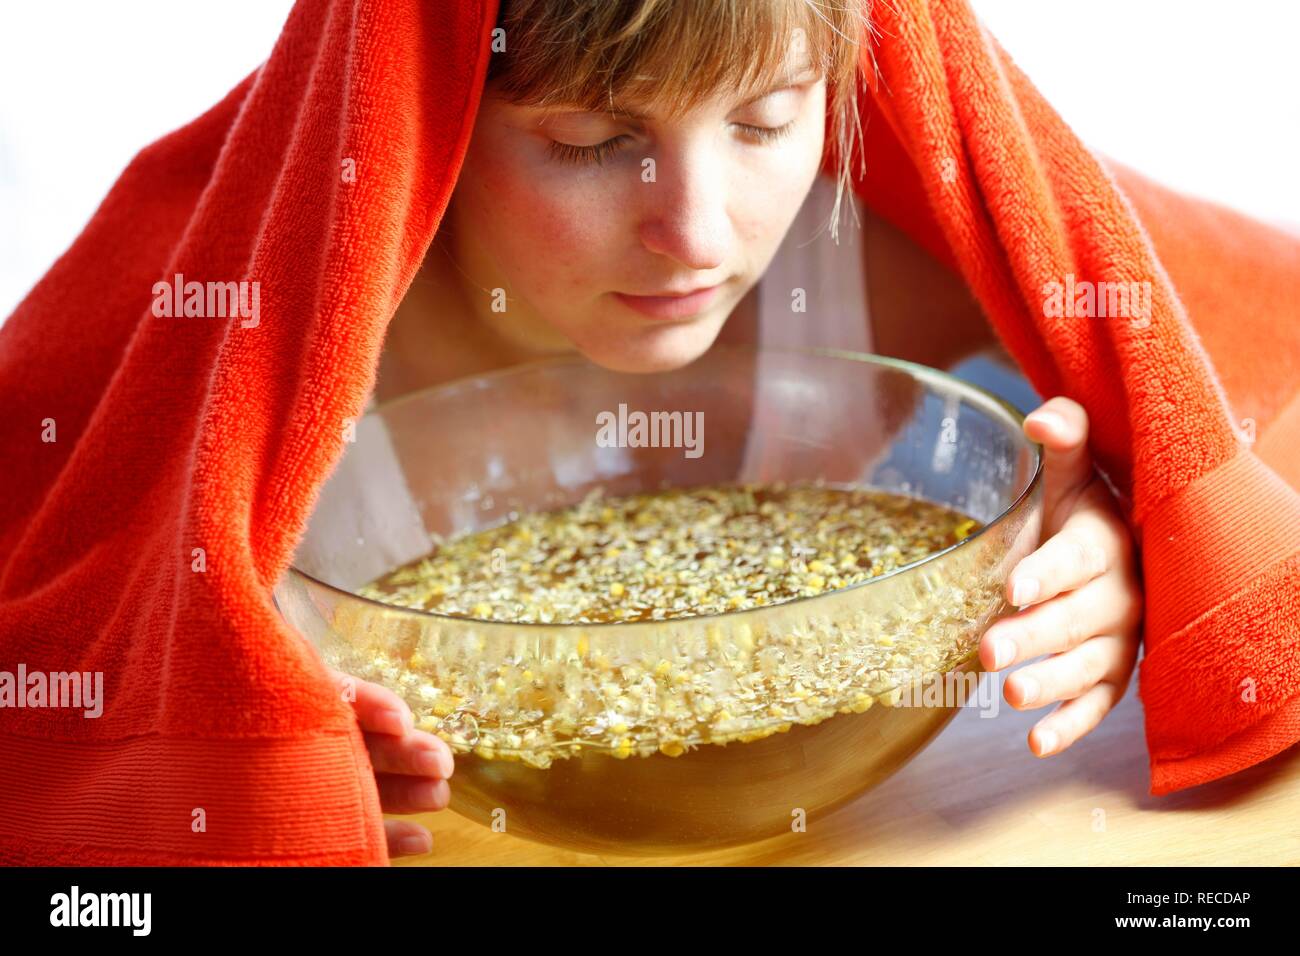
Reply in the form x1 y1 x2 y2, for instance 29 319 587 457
612 282 724 320
631 284 717 297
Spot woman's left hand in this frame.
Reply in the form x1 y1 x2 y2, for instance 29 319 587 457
978 396 1143 757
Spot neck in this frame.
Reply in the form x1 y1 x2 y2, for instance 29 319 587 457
376 237 565 403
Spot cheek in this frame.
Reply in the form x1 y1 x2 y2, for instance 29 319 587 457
734 130 826 255
458 144 619 302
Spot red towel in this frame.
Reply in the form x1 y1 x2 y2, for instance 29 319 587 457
1 0 1296 865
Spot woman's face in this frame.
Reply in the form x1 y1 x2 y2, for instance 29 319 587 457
439 62 827 373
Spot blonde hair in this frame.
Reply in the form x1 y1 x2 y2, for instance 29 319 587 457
486 0 872 241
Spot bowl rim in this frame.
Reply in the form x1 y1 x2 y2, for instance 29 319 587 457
284 345 1044 630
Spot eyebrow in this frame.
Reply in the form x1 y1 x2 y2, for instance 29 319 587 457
538 64 820 124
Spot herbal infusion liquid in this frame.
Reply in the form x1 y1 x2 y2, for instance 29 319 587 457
332 481 1001 853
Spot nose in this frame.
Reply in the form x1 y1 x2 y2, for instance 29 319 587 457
635 144 730 272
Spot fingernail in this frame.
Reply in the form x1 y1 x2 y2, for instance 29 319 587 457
1037 729 1058 755
1019 676 1040 706
398 833 432 855
991 635 1015 670
376 708 408 736
415 747 451 778
410 780 443 808
1011 577 1039 607
1027 410 1065 436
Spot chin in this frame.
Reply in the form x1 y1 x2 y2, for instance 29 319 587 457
572 318 724 374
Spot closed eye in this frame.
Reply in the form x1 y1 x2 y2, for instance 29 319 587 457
732 120 796 144
547 135 633 166
546 119 796 167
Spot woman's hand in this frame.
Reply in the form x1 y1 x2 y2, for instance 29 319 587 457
331 669 455 859
978 397 1143 757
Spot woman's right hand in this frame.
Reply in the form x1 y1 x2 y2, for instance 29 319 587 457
332 669 455 859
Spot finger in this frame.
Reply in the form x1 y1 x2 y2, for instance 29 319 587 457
1003 512 1113 609
1028 679 1129 757
376 773 452 814
343 675 413 737
365 729 455 779
1004 633 1134 710
385 819 434 858
1024 396 1093 535
982 574 1140 672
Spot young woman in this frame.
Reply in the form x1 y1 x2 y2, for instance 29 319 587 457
359 0 1141 858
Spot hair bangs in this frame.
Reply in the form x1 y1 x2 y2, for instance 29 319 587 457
490 1 855 118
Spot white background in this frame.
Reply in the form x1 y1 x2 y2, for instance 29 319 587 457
1 0 1297 323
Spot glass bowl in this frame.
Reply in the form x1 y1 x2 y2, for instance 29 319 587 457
274 346 1043 856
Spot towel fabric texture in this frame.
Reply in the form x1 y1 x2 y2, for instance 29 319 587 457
1 0 1296 864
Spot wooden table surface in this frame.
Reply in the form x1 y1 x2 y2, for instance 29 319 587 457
394 670 1300 866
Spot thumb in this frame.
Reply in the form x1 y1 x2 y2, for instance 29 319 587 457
1024 396 1095 536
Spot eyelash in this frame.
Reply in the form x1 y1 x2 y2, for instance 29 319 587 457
547 135 633 167
546 121 797 166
